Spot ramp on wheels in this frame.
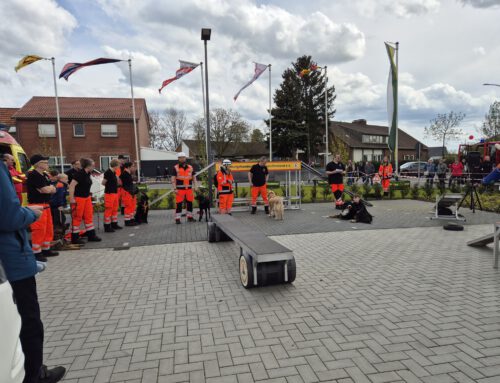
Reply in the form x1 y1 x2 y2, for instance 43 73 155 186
467 234 495 247
208 214 296 288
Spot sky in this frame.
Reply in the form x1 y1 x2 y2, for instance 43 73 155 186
1 0 499 150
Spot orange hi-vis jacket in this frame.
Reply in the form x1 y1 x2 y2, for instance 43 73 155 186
216 170 234 194
174 164 194 189
378 163 393 180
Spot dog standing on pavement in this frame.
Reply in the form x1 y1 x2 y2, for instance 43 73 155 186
196 193 211 222
267 190 284 220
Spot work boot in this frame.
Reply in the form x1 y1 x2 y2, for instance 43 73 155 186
175 218 181 225
35 253 48 262
187 216 195 222
264 206 270 215
111 222 123 230
71 233 85 245
121 207 125 215
86 229 102 242
104 224 115 233
39 365 66 383
42 249 59 257
125 220 137 227
251 206 257 214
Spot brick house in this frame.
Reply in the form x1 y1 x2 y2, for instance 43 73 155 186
12 97 150 170
330 119 428 163
0 107 19 134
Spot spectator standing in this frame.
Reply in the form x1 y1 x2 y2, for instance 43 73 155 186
65 160 81 183
26 155 58 262
364 161 375 185
346 160 356 186
248 156 270 215
50 173 68 230
424 159 436 186
326 154 346 208
436 159 448 189
0 160 66 383
120 162 139 226
448 158 464 188
378 156 393 196
102 159 122 232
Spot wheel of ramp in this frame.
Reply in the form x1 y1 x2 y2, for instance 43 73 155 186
239 253 254 289
286 257 296 284
443 223 464 231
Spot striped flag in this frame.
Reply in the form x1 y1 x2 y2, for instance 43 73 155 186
385 42 398 152
234 63 268 101
298 63 319 78
159 61 200 93
59 58 123 80
15 55 44 72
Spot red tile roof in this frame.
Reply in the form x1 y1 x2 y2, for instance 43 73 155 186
13 97 146 120
0 107 19 126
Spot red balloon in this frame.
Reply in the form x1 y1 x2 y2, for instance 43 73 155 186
469 135 474 140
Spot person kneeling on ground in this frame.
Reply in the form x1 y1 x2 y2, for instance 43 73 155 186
329 194 373 224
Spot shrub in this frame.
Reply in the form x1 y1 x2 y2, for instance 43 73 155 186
373 183 383 199
167 192 175 209
350 183 359 194
423 182 434 201
363 183 373 198
240 187 248 198
310 184 317 202
321 183 331 201
410 184 420 199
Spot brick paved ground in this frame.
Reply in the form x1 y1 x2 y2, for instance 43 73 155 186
83 200 499 249
38 219 500 382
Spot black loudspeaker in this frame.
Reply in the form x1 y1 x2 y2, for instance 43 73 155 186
467 151 481 169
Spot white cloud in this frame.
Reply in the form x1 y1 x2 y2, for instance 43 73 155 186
0 0 77 58
459 0 500 8
473 46 486 55
353 0 440 18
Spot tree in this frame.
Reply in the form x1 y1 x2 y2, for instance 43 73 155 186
149 108 188 150
191 108 250 159
267 55 336 159
424 111 465 157
250 128 265 143
479 101 500 139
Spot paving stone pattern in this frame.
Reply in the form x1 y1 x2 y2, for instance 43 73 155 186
83 200 499 249
38 223 500 382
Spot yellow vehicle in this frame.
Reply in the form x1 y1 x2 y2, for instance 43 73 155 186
0 130 30 204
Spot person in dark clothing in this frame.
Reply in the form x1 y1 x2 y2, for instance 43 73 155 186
248 156 270 214
120 162 138 226
0 161 66 383
65 160 81 184
68 158 101 244
326 154 346 209
329 194 373 223
102 159 122 232
50 173 68 231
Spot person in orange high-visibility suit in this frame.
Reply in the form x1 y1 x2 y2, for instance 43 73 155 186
102 159 122 232
115 154 127 215
216 159 234 214
120 162 138 226
26 154 57 262
172 152 197 224
69 158 102 244
248 156 270 215
378 156 393 196
3 154 26 203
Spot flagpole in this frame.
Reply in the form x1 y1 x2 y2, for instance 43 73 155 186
128 59 141 182
200 62 206 117
50 57 64 173
268 64 272 161
324 65 329 167
395 42 399 175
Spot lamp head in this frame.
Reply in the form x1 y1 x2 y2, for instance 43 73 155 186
201 28 211 41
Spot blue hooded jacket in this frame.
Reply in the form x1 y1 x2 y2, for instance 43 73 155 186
0 163 37 282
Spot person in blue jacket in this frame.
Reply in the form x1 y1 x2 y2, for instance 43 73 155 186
0 162 65 383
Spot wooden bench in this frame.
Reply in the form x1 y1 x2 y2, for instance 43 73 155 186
207 214 296 288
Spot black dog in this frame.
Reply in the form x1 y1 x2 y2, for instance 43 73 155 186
196 194 211 222
135 192 149 224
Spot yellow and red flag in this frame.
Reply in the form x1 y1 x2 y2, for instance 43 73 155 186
15 55 44 72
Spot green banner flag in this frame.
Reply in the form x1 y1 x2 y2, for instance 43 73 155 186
385 42 398 153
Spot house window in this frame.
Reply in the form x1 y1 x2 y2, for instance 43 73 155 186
361 135 387 144
100 155 129 171
38 124 56 137
73 123 85 137
48 156 66 166
358 149 384 162
403 155 416 161
101 124 118 137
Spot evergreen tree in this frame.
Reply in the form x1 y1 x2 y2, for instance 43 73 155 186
266 55 336 159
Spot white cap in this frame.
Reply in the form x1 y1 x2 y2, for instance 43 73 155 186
177 152 187 158
222 159 232 166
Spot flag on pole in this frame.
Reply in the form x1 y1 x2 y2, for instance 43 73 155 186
385 42 398 152
15 55 44 72
234 63 268 101
298 63 319 78
59 58 123 80
159 61 200 93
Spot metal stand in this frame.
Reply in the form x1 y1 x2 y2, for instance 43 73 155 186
494 222 500 269
458 183 482 213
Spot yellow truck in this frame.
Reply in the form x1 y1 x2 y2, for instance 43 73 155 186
0 130 30 204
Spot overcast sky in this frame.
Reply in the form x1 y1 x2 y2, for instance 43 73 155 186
1 0 499 149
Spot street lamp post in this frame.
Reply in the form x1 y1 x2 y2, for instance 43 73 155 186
201 28 213 206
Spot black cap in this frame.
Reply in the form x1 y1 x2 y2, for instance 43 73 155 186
30 154 49 165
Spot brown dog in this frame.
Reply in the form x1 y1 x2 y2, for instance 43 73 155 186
267 190 284 220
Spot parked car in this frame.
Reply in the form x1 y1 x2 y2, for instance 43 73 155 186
399 161 426 176
0 262 25 383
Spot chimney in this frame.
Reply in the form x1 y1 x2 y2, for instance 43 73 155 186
352 119 367 125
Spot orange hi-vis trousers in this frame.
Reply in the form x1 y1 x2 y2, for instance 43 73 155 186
122 191 136 221
104 193 119 224
72 196 94 233
251 185 268 207
30 204 53 254
381 179 390 193
218 193 234 214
